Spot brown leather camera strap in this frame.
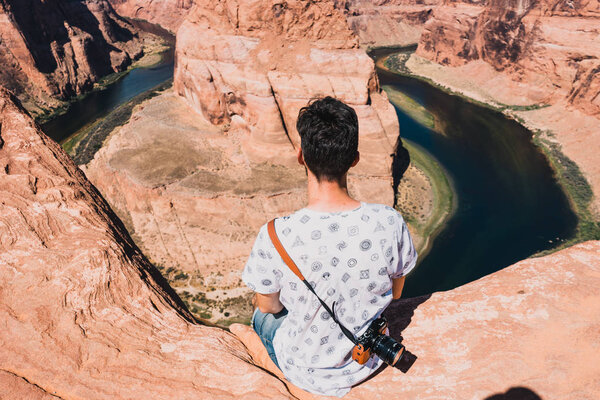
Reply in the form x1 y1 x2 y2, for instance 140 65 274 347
267 218 357 345
267 219 305 281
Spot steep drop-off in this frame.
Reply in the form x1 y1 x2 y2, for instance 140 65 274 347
0 0 144 117
85 0 405 322
1 87 599 399
108 0 194 32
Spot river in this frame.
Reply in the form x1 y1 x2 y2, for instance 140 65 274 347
370 47 578 297
42 20 175 143
40 40 578 299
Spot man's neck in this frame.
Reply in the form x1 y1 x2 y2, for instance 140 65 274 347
306 173 361 212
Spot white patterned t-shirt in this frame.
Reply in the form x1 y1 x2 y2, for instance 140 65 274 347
242 202 418 397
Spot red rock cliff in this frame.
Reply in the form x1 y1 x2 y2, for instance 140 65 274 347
336 0 440 47
174 0 399 195
417 0 600 115
0 0 143 114
108 0 194 32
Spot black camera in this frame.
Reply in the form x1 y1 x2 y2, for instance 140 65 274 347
351 316 405 366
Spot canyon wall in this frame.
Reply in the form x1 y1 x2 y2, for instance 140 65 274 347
337 0 439 47
174 0 399 197
2 86 599 398
0 0 144 116
417 0 600 115
108 0 194 32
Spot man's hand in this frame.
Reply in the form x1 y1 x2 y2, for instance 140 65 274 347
253 292 284 314
392 276 406 300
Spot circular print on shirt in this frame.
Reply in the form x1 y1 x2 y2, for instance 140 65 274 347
360 239 372 251
347 258 357 268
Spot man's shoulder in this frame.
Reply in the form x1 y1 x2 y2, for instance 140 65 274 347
362 202 405 221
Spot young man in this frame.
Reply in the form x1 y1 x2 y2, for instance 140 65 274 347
241 96 417 397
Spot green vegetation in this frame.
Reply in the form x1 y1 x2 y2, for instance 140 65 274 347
398 140 455 257
532 132 600 254
383 85 436 130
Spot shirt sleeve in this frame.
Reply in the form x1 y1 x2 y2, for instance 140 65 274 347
388 211 418 279
241 223 283 294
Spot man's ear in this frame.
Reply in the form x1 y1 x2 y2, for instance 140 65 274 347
297 148 305 166
350 151 360 167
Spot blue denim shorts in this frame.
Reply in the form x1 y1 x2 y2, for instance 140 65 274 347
251 307 288 370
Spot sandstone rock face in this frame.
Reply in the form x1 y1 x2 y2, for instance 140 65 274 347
174 0 398 201
0 0 143 115
337 0 440 47
0 87 293 399
108 0 194 32
417 0 600 116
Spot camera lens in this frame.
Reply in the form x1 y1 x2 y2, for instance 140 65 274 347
371 334 404 366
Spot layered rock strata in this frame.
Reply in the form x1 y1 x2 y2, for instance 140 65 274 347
0 87 292 399
174 0 399 203
410 0 600 212
0 0 144 116
337 0 440 47
417 0 600 115
108 0 194 32
1 92 599 398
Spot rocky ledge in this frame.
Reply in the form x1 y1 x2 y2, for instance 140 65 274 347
2 86 599 399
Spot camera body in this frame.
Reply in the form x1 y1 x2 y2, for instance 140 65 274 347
351 316 405 366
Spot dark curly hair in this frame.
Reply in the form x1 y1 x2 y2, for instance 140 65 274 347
296 96 359 183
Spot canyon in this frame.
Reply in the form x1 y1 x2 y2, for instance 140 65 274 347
1 0 599 398
338 0 439 48
0 0 145 118
2 86 599 399
84 0 407 323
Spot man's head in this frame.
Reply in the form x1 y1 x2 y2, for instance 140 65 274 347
296 96 359 184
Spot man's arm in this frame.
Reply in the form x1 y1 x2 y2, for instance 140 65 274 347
392 276 406 300
253 292 284 314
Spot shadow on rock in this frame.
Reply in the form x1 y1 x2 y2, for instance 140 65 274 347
484 387 543 400
359 294 431 384
392 137 411 208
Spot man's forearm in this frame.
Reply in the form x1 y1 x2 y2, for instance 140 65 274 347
253 292 284 314
392 276 406 300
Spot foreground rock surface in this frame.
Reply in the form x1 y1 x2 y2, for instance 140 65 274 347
0 0 144 116
232 239 600 400
1 86 599 399
108 0 194 32
0 88 292 398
